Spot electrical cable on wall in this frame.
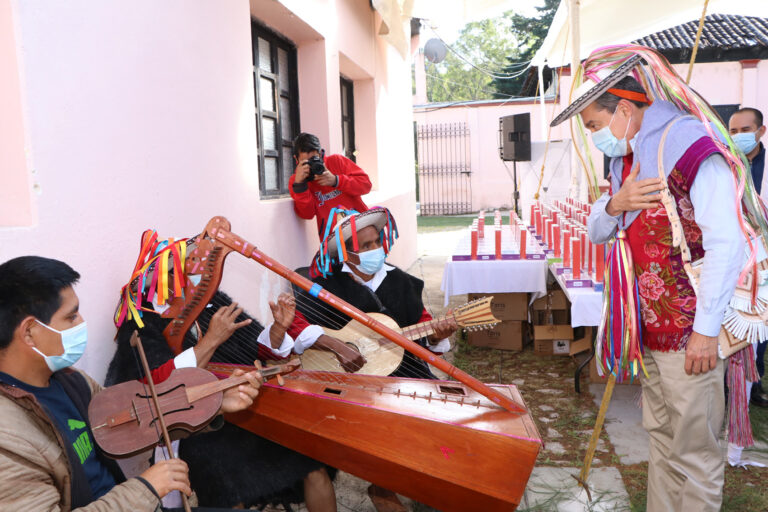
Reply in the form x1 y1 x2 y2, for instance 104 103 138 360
426 26 533 80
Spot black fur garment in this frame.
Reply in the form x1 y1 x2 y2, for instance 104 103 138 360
106 291 334 509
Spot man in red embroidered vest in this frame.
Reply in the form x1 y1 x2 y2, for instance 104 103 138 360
552 58 745 510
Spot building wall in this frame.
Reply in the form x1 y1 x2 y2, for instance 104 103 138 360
414 59 768 217
676 60 768 115
413 95 578 217
0 0 417 383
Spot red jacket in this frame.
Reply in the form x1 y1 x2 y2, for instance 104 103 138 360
289 154 371 238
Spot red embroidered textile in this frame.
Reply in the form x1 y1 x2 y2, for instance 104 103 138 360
616 136 718 351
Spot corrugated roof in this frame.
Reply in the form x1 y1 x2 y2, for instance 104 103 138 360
634 14 768 57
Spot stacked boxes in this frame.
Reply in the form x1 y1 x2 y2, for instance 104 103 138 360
466 293 529 351
531 290 572 355
531 290 592 356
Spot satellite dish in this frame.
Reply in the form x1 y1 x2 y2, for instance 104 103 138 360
424 38 447 64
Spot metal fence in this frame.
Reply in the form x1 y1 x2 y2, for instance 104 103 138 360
415 122 472 216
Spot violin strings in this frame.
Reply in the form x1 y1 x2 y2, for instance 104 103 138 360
129 341 169 447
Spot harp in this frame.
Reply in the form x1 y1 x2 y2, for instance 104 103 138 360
157 216 541 511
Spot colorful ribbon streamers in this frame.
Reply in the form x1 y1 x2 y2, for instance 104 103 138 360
312 206 399 278
113 230 189 329
576 44 768 302
595 231 647 382
727 344 759 447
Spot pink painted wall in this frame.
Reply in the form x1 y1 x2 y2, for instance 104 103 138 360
0 0 34 226
415 59 768 217
0 0 417 383
414 97 575 215
675 60 768 114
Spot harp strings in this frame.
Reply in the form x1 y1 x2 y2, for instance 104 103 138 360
180 248 443 380
193 280 439 380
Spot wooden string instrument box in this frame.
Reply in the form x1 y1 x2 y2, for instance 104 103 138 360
157 217 541 511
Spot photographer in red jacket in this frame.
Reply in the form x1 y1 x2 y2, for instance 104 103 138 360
289 133 371 238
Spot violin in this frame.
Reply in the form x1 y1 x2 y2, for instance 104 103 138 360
89 334 300 459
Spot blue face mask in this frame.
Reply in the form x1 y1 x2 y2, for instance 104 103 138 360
592 110 634 157
354 247 387 275
733 132 759 155
32 320 88 372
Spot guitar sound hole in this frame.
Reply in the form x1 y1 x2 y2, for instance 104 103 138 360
323 387 343 395
439 385 466 396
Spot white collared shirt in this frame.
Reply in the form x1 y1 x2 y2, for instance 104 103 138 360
294 262 450 354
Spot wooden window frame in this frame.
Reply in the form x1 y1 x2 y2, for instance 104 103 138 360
252 21 300 197
340 76 356 163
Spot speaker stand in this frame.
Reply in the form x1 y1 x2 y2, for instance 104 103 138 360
513 160 520 216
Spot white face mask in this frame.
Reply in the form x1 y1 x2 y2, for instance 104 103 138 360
32 320 88 372
592 109 634 157
352 247 387 275
733 132 759 155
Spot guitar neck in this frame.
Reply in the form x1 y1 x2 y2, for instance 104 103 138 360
399 313 455 341
185 364 288 404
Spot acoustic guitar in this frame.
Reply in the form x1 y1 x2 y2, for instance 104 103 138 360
299 296 499 375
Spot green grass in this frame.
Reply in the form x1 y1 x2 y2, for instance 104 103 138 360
416 214 508 233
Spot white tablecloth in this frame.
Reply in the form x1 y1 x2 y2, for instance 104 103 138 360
441 258 548 306
551 270 603 327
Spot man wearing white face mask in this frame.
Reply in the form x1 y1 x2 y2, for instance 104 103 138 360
0 256 262 511
552 54 745 511
729 107 768 411
729 108 766 197
287 207 458 512
288 207 458 380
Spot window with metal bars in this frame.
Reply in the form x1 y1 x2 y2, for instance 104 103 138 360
251 21 299 197
340 76 356 163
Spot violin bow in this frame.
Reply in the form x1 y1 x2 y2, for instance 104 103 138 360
130 331 193 512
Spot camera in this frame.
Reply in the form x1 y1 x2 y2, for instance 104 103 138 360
305 156 326 181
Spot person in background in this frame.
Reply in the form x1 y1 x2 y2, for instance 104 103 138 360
289 132 372 239
288 207 457 512
729 107 766 195
729 107 768 409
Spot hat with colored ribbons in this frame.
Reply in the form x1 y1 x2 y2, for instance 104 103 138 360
114 229 191 329
550 54 647 127
312 206 398 277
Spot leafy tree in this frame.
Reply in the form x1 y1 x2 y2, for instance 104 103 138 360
492 0 559 98
425 14 521 103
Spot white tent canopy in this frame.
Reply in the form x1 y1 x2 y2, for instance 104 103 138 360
532 0 768 68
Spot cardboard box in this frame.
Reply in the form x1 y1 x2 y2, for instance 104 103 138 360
467 320 529 351
532 309 569 326
468 292 528 321
534 326 592 356
532 290 569 311
533 323 573 341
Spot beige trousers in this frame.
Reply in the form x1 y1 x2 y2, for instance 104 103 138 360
640 349 725 512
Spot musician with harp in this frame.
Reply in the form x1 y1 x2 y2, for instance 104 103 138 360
0 256 262 511
105 239 338 510
290 207 458 379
